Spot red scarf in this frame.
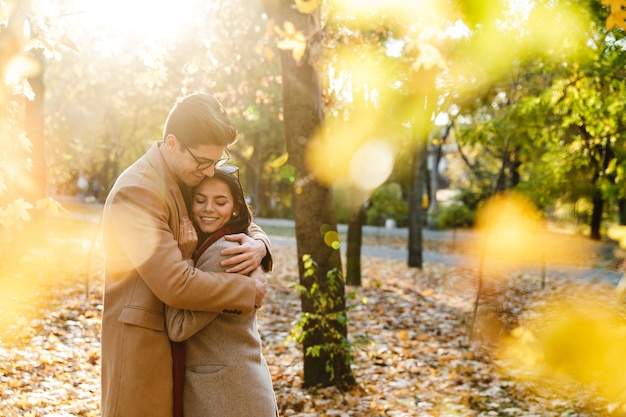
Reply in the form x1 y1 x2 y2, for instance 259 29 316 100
193 226 232 264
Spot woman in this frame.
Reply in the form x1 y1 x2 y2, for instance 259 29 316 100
166 165 278 417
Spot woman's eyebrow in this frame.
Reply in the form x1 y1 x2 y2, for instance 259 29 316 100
194 192 230 199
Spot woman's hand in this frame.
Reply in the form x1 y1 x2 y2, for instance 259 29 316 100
179 215 198 260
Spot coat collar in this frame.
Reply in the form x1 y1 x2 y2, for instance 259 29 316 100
146 141 191 210
146 141 176 185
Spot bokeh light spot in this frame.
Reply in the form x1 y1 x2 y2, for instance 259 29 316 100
324 230 340 249
472 192 543 264
349 139 395 191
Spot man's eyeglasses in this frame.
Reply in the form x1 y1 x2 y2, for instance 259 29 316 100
185 146 231 171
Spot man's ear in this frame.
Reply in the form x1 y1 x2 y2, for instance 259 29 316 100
165 134 178 151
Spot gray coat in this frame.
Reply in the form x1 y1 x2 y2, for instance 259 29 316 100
166 237 278 417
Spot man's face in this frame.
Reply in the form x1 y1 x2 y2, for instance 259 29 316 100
165 134 227 187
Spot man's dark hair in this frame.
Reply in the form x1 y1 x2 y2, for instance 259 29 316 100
163 93 238 148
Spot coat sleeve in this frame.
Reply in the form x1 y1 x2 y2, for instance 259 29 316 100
104 183 255 313
248 221 273 272
165 239 237 341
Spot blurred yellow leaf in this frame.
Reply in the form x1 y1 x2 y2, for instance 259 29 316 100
59 34 81 54
410 42 446 72
602 0 626 31
0 198 32 230
268 152 289 169
295 0 318 14
500 290 626 407
608 224 626 249
275 21 307 62
35 197 66 216
263 45 276 63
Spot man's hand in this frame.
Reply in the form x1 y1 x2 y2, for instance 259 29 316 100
221 234 267 275
178 215 198 260
250 267 268 309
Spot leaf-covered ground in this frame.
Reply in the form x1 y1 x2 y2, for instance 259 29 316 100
0 218 623 416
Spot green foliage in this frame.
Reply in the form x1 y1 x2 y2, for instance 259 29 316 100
365 183 409 226
435 202 475 229
286 254 364 382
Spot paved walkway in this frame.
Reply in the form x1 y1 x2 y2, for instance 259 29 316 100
57 196 624 287
254 218 624 287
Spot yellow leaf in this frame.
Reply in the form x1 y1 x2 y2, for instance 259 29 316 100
263 46 275 63
0 198 32 230
411 43 446 72
397 330 409 340
602 0 626 31
268 152 289 169
295 0 318 14
291 42 306 63
274 21 307 63
608 225 626 249
35 197 66 216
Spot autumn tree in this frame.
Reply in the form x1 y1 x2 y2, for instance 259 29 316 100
43 0 287 217
260 0 354 388
0 0 64 258
445 0 626 240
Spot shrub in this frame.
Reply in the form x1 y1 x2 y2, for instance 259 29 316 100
365 183 408 226
436 202 475 229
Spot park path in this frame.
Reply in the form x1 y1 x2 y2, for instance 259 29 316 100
254 217 624 287
56 195 624 287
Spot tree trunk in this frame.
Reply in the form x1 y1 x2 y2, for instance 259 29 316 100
494 139 510 193
426 135 443 229
590 188 603 241
510 149 521 188
24 48 47 232
346 200 365 286
260 0 354 389
407 90 435 268
243 131 262 214
619 199 626 225
408 129 428 268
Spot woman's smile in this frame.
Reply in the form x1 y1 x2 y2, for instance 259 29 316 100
192 178 235 234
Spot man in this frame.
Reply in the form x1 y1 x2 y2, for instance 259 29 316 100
101 93 272 417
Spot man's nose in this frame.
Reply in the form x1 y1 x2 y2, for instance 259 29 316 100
199 165 215 177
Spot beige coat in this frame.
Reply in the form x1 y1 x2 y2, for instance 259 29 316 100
166 237 278 417
101 142 271 417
